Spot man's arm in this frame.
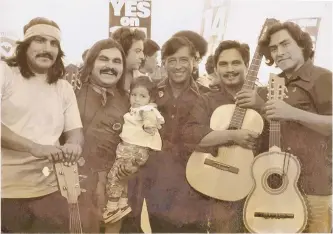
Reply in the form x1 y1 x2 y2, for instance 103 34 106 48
287 108 331 136
62 128 84 147
264 72 332 137
1 123 64 161
1 123 35 153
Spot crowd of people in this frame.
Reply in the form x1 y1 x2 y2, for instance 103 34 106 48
1 15 332 233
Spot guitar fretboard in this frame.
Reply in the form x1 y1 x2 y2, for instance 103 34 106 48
69 203 83 234
230 50 263 129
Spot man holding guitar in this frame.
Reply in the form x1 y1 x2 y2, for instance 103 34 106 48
242 21 332 233
183 40 266 232
1 17 94 233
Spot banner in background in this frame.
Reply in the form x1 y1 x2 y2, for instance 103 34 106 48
200 0 231 56
109 0 152 38
0 31 17 59
288 17 321 55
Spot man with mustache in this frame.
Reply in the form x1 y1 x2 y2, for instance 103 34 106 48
182 40 264 232
172 30 211 93
111 27 145 94
0 17 93 233
75 38 130 233
241 21 332 233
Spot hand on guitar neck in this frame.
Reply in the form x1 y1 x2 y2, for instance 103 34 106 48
235 88 266 112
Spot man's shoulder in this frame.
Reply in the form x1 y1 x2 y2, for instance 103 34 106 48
311 65 332 82
0 61 20 77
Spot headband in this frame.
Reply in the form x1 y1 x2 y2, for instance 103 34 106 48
24 24 61 42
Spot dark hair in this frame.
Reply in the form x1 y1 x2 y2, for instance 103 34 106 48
130 75 157 102
205 55 215 74
161 36 196 60
5 17 65 84
214 40 250 67
144 39 160 57
259 21 313 66
111 27 146 56
82 49 89 61
172 30 208 58
79 38 127 94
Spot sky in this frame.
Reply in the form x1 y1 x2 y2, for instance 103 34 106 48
0 0 332 84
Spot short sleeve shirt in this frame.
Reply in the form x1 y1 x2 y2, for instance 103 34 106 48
1 61 82 198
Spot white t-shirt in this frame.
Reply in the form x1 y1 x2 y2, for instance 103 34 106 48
0 61 82 198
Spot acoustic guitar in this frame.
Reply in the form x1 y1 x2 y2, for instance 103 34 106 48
186 18 277 202
43 161 84 234
243 74 308 233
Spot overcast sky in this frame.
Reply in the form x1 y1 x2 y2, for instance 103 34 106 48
0 0 331 84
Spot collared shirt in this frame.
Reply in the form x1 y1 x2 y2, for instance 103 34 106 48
76 83 129 173
128 78 218 229
258 60 332 195
154 78 201 154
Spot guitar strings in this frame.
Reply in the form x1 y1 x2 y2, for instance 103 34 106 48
60 162 83 234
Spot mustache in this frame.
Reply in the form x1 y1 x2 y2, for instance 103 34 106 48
223 72 239 78
100 67 119 76
36 53 54 60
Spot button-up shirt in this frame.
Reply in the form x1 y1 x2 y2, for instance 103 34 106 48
258 60 332 195
76 83 130 174
128 78 217 230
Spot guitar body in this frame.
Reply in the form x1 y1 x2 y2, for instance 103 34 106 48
243 150 307 233
186 104 264 201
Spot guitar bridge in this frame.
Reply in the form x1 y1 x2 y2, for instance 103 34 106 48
254 212 294 219
204 158 239 174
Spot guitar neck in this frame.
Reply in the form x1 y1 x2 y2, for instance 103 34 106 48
242 47 263 90
269 120 281 149
69 203 83 234
229 48 263 129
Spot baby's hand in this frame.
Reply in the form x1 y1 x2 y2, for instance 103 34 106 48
143 125 157 135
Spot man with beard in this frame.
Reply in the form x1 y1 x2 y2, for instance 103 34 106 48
172 30 211 93
182 40 263 233
75 38 130 233
111 27 145 94
241 21 332 233
0 17 93 233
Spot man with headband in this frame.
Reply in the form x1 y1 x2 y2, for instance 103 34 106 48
1 17 96 233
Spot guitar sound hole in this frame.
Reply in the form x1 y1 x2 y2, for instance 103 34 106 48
267 173 283 189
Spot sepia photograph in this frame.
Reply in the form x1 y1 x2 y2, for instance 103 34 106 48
0 0 332 233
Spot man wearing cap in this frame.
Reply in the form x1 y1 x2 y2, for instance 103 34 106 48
1 17 96 233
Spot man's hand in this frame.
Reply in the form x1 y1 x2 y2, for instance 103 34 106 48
29 143 64 162
235 88 265 110
59 143 82 165
95 181 106 220
263 100 299 121
231 129 259 150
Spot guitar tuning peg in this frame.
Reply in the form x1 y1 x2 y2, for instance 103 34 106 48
79 175 88 179
81 188 87 193
42 166 53 177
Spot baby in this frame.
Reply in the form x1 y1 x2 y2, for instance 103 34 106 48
103 76 164 224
